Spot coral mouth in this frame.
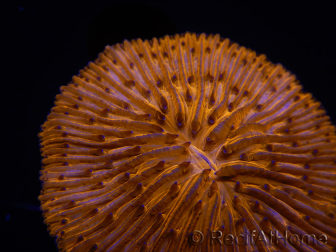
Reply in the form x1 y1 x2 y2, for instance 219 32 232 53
189 144 218 172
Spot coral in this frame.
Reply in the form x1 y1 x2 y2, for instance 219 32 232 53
39 33 336 251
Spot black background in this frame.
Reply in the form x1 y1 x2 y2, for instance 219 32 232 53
1 1 335 251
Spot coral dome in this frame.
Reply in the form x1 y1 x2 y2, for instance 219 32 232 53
39 32 336 251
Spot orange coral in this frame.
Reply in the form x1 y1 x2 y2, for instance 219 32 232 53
39 33 336 251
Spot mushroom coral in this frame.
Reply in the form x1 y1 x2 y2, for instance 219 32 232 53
39 33 336 252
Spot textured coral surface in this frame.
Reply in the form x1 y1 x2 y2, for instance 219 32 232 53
39 33 336 252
